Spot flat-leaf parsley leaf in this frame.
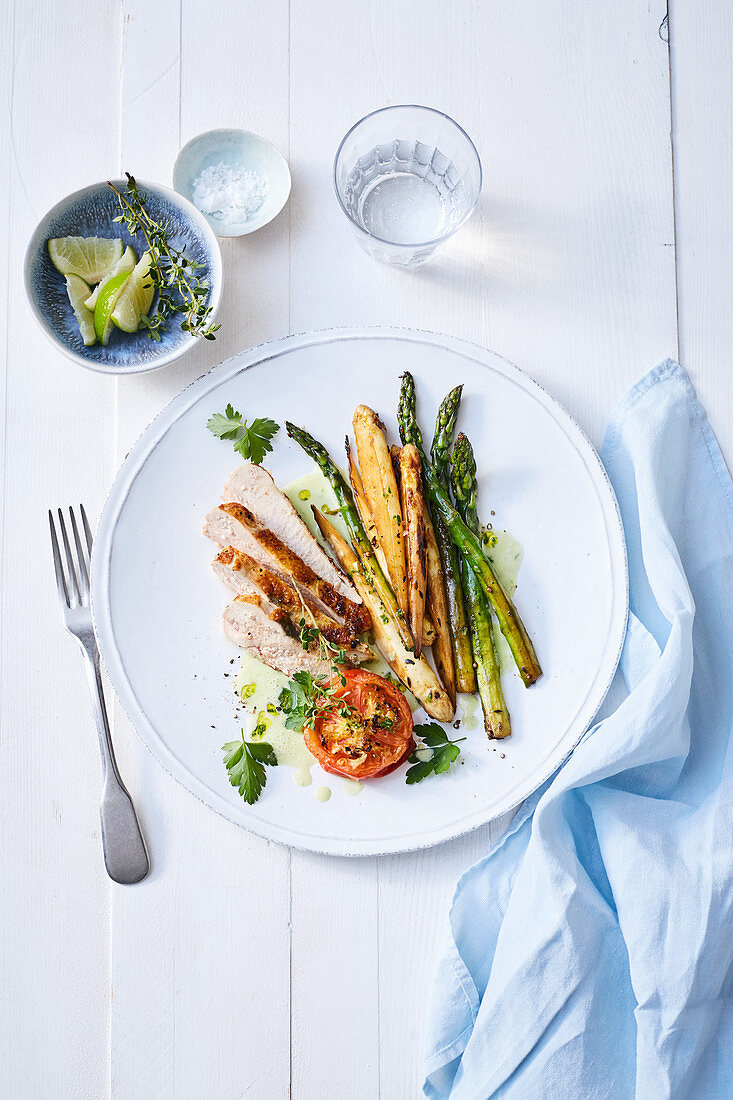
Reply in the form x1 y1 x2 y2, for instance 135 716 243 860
405 722 465 785
222 732 277 804
206 404 279 464
277 613 354 734
278 669 324 732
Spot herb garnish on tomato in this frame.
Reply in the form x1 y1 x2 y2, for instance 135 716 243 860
278 607 414 780
305 669 414 780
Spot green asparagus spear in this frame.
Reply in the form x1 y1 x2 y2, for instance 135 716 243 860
430 386 476 694
398 373 542 686
451 433 510 738
285 421 414 649
431 385 463 479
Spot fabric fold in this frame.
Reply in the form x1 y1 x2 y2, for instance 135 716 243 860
423 361 733 1099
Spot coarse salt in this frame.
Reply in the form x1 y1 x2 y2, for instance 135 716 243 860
192 162 269 222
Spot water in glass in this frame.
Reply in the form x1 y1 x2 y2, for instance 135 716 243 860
343 139 468 247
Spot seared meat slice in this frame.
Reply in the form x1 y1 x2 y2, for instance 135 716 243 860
204 503 371 635
223 596 333 679
222 463 361 604
213 548 372 661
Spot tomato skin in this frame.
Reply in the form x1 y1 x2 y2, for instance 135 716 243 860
306 669 414 780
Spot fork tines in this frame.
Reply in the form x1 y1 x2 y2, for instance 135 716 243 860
49 505 93 610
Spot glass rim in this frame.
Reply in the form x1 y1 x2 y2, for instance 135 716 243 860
332 104 483 249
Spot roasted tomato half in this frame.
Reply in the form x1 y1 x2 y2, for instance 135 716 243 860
305 669 414 780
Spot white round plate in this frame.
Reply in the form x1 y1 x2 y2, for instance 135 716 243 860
92 328 628 856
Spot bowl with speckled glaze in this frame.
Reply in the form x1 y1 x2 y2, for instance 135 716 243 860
24 178 223 374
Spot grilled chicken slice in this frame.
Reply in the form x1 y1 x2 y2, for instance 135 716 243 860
204 503 371 635
213 548 372 661
223 463 360 604
223 596 334 679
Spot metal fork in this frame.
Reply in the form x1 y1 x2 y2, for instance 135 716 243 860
49 505 149 884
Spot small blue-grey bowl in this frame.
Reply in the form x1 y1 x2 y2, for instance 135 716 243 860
24 178 223 374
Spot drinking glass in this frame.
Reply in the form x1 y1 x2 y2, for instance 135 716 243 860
334 105 482 267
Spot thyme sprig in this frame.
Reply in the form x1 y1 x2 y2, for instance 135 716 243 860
107 173 221 342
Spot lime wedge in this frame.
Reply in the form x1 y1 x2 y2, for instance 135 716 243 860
65 274 97 346
93 271 132 346
84 245 136 311
48 236 124 283
111 251 155 333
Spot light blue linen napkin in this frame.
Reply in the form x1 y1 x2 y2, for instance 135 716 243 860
423 360 733 1100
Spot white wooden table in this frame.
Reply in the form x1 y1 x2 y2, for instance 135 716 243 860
2 3 731 1097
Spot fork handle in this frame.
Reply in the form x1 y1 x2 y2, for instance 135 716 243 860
81 647 150 884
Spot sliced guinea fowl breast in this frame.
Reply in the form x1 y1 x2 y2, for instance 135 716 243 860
204 503 371 635
222 463 361 604
213 548 372 661
223 596 333 679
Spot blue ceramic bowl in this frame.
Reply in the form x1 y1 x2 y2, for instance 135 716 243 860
173 129 291 237
24 178 223 374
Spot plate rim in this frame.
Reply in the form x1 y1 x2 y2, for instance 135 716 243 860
91 326 629 856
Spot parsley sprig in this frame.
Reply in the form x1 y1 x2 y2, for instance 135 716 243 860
278 604 355 733
107 173 221 341
207 403 280 464
223 603 354 805
279 669 323 732
405 723 465 784
222 733 277 804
